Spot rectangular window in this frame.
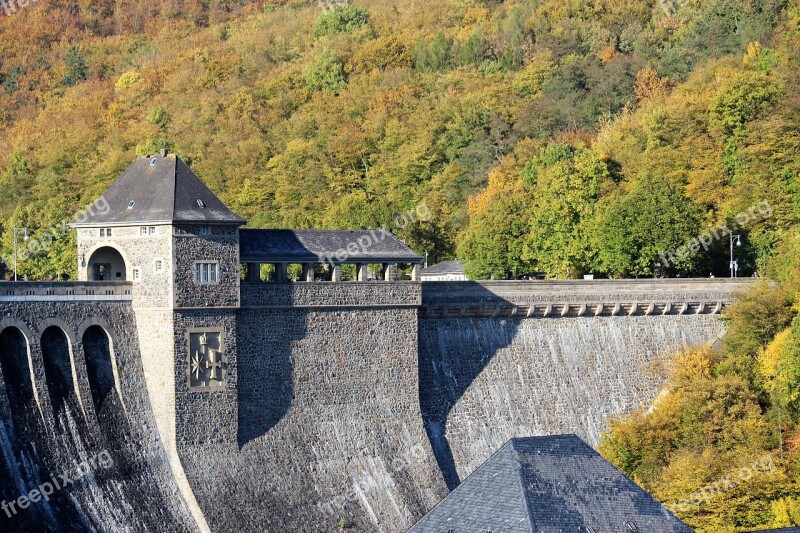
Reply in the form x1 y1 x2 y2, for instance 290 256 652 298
149 227 156 235
155 260 163 271
106 228 112 236
133 268 140 281
100 229 105 237
140 227 147 235
194 261 219 284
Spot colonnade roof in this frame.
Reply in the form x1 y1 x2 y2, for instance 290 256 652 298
239 229 422 264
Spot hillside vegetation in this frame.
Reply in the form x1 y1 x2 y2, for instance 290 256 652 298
1 0 800 529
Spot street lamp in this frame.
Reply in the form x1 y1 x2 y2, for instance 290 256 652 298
729 234 742 278
13 226 29 282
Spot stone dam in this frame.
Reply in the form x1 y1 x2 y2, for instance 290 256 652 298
0 277 750 532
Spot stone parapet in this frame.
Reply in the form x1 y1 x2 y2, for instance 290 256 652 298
240 281 422 308
0 281 132 301
421 279 756 318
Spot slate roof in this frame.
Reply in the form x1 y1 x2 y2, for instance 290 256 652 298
71 153 245 226
239 229 422 263
408 435 692 533
420 260 465 276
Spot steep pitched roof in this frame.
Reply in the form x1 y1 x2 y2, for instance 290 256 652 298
409 435 692 532
239 229 422 263
71 153 245 226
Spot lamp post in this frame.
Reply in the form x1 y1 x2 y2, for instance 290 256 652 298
13 226 29 282
729 234 742 278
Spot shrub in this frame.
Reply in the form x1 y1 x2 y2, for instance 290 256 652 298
313 5 368 37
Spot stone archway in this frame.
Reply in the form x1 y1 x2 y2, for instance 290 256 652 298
87 246 127 281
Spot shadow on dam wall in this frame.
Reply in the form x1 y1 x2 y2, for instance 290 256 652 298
418 283 519 490
0 307 196 532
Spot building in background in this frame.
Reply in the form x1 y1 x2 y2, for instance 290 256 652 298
420 260 466 281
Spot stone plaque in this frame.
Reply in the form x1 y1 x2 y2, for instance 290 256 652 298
187 329 226 391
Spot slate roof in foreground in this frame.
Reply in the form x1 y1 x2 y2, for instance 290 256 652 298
71 152 245 226
239 229 423 264
408 434 692 533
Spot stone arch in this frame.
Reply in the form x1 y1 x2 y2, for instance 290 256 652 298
0 323 38 416
86 242 130 281
78 318 125 413
0 317 42 416
39 323 83 417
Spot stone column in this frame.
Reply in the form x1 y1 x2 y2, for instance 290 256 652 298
303 263 315 282
385 264 398 281
246 263 260 282
276 263 287 282
332 265 342 282
357 263 369 281
411 263 421 281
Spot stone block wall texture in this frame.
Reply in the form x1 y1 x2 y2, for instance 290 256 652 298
176 290 447 532
240 280 421 308
0 300 196 531
173 225 240 309
418 313 725 483
78 226 173 306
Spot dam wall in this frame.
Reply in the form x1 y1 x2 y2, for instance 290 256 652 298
0 278 753 532
418 279 749 488
176 282 447 533
0 282 195 531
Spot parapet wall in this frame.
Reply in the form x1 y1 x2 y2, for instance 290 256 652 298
240 281 421 308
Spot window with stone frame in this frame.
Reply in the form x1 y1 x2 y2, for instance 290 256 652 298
194 261 219 284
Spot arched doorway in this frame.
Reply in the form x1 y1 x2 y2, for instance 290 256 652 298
88 246 127 281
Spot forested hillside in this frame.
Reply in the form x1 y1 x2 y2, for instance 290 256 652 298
1 1 800 529
0 0 794 281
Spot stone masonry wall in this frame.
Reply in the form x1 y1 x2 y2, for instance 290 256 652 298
173 225 240 309
0 300 196 531
177 282 447 533
419 313 726 484
77 225 173 307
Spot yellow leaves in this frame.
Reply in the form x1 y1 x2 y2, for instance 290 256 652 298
348 36 412 74
759 328 791 397
511 51 554 100
743 41 762 67
635 66 672 102
597 45 617 65
670 347 716 386
114 71 143 92
771 497 800 527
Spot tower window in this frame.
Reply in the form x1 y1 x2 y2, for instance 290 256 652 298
194 261 219 285
132 268 141 281
155 260 163 272
106 228 112 236
140 227 147 235
100 229 105 237
149 227 156 235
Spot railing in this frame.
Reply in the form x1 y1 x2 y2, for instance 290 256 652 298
0 281 133 301
421 279 757 318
